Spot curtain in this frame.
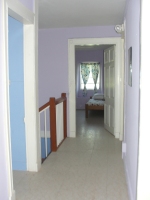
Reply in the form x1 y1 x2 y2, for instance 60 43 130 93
81 64 90 96
91 63 100 93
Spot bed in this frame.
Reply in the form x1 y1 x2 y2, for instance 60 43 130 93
85 93 105 118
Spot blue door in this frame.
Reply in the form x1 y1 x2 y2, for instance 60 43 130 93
8 16 26 170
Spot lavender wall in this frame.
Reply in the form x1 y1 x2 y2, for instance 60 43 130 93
123 0 140 199
38 26 119 107
19 0 34 11
75 49 104 109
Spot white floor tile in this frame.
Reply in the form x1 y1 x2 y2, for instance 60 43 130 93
13 110 128 200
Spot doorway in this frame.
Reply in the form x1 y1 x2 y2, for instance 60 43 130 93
7 8 40 173
75 44 112 136
68 38 124 140
8 16 27 171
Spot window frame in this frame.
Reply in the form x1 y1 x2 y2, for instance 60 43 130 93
80 63 100 90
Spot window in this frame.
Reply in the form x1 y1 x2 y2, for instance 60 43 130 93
80 64 100 90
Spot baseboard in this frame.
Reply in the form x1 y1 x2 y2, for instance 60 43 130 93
104 124 117 137
27 162 41 172
10 190 16 200
69 131 76 138
123 157 134 200
35 162 41 172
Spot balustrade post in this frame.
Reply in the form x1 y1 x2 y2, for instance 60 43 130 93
61 93 67 139
50 97 57 152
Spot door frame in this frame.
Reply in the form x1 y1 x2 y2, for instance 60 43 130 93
68 37 124 140
2 0 40 199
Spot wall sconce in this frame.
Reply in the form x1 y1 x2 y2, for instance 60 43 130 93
115 24 124 33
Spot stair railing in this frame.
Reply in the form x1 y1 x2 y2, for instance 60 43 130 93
39 93 67 161
50 93 67 151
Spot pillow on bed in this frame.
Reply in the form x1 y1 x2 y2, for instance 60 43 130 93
92 93 104 100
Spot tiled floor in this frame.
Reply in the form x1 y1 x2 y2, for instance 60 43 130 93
13 110 129 200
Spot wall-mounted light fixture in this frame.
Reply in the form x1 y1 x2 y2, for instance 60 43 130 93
115 24 124 33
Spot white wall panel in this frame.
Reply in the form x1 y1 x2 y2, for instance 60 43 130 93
104 104 106 124
110 106 114 128
105 67 110 98
106 105 109 126
110 66 115 98
56 102 64 146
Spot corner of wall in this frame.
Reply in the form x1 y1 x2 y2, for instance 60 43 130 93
123 157 134 200
10 190 16 200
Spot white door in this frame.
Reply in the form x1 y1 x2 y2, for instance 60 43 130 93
104 46 115 135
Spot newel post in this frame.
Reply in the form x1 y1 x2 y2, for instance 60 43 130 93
50 97 57 152
61 93 67 138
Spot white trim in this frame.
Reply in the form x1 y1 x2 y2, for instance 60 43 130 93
119 39 125 141
34 0 41 172
10 190 16 200
56 102 64 146
68 38 123 139
2 2 15 199
7 0 34 24
123 19 127 142
23 1 40 172
24 22 40 172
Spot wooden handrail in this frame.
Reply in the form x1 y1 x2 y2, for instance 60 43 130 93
39 94 67 112
39 102 50 112
55 96 66 105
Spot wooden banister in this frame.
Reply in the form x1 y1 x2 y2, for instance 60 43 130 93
39 102 50 112
55 97 66 105
50 97 57 152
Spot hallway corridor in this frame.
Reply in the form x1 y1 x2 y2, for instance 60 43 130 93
13 110 129 200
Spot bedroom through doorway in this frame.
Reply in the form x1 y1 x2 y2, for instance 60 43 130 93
75 44 113 137
68 37 124 140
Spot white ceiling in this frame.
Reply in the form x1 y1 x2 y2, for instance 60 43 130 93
38 0 126 29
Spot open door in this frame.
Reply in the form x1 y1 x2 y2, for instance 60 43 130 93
104 46 115 135
8 16 27 170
